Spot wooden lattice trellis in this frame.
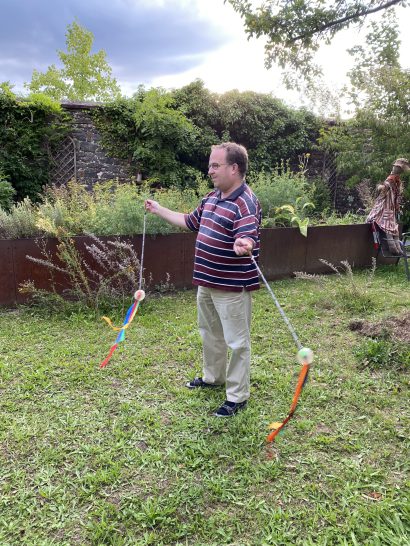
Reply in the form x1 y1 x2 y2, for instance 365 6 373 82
49 136 77 186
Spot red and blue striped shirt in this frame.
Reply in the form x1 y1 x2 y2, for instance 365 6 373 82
185 183 261 291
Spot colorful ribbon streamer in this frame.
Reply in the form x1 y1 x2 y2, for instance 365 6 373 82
99 289 145 368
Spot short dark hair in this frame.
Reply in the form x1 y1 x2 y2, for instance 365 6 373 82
212 142 248 177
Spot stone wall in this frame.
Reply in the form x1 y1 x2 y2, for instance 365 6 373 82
54 103 134 187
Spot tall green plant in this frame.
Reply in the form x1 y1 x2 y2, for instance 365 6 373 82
0 198 40 239
33 178 210 238
275 198 315 236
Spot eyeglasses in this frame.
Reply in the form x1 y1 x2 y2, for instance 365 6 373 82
208 162 229 170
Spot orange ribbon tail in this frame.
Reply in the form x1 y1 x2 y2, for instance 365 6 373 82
266 362 310 443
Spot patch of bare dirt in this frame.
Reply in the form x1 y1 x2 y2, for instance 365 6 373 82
349 312 410 343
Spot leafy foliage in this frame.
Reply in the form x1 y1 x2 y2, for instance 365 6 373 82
0 87 70 201
93 89 203 189
319 12 410 226
0 179 211 239
275 199 315 236
227 0 407 86
172 80 320 175
93 81 320 189
26 20 121 102
0 169 364 240
248 159 314 228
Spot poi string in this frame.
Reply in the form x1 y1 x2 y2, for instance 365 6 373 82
99 210 147 369
249 254 313 442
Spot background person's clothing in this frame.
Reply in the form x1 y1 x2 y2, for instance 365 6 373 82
197 286 251 403
185 183 261 291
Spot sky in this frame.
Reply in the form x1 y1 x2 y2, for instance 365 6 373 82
1 0 409 114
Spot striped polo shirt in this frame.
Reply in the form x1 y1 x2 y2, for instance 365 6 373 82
185 183 261 291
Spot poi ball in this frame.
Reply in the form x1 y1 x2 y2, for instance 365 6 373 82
134 289 145 301
297 347 313 364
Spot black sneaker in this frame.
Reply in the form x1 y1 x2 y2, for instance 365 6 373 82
214 400 248 417
185 377 220 389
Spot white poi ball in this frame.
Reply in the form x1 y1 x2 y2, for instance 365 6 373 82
296 347 314 364
134 289 145 301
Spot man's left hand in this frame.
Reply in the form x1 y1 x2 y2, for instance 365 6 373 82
234 237 254 256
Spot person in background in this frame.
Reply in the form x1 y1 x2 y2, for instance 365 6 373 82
366 157 410 255
145 142 261 417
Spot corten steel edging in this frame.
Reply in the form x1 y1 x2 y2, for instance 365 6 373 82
305 224 375 273
12 237 72 305
0 240 16 306
0 225 382 307
141 232 196 289
260 228 308 279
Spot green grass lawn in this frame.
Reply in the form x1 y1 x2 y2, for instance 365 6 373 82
0 264 409 545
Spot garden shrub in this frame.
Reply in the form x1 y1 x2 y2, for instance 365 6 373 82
92 89 203 190
0 169 368 240
24 177 210 238
312 210 366 226
0 198 41 239
309 176 332 216
248 161 314 227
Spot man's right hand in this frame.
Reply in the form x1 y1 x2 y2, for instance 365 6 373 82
145 199 159 214
144 199 187 229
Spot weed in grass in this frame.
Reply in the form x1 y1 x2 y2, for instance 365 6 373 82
295 258 378 315
355 338 410 371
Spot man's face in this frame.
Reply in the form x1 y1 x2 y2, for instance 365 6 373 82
208 148 235 194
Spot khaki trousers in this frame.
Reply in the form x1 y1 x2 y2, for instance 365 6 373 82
197 286 252 403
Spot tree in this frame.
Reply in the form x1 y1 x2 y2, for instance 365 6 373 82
227 0 407 85
174 81 320 174
320 11 410 223
26 20 121 102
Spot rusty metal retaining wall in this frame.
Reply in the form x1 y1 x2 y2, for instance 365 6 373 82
0 225 382 307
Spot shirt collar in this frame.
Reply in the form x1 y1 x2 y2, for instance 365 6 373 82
215 182 246 201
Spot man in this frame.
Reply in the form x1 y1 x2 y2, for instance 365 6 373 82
366 157 410 255
145 142 261 417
